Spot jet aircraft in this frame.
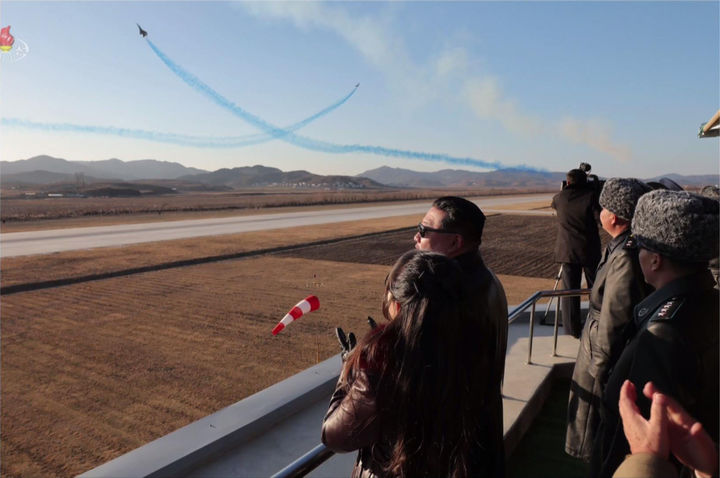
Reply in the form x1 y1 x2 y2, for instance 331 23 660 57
137 24 148 37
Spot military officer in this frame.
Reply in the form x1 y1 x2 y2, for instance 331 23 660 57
566 178 651 461
592 190 719 478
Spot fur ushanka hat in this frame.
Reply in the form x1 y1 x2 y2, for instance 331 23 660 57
599 178 652 221
632 190 719 263
700 185 720 199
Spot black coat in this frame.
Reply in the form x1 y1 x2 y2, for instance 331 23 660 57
591 270 719 478
565 231 649 461
455 251 508 476
552 184 601 266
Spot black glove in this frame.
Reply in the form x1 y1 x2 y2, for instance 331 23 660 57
335 327 357 361
336 319 376 361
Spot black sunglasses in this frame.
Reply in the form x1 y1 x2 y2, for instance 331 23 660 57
417 223 456 238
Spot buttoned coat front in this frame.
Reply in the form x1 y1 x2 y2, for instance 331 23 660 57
591 270 719 478
565 231 648 461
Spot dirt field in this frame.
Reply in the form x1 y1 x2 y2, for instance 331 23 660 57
1 256 389 477
483 200 552 211
0 188 552 224
1 212 592 477
278 215 563 278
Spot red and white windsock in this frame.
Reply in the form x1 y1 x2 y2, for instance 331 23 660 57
272 295 320 335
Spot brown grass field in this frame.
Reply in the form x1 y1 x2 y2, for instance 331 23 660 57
1 203 605 477
0 188 553 225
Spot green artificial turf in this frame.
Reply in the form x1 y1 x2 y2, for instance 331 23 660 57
508 377 591 478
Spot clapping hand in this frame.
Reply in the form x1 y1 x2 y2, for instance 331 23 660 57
618 380 669 459
619 380 718 478
643 382 718 478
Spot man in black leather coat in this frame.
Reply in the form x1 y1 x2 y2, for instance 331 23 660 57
565 178 652 462
591 190 719 478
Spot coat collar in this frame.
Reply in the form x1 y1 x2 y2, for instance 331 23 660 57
597 230 631 272
634 269 716 330
607 230 631 255
455 249 484 269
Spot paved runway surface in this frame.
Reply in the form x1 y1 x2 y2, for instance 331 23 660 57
0 194 552 257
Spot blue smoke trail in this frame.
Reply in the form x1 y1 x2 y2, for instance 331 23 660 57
147 39 534 171
1 85 359 148
1 118 255 148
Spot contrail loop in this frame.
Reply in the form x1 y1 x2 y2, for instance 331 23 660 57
147 39 533 171
1 85 358 148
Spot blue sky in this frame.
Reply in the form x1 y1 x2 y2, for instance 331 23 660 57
1 1 718 177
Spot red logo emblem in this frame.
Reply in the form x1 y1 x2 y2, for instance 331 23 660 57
0 26 15 52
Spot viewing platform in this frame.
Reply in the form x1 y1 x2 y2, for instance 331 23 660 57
80 302 585 478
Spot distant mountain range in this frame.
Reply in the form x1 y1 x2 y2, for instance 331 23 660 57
1 155 207 182
177 165 383 189
644 173 720 187
357 166 566 188
0 156 382 190
2 155 717 190
358 166 719 189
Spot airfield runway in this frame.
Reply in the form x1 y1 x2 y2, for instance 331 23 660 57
0 193 552 257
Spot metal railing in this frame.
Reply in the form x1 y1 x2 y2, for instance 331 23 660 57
508 287 590 364
272 287 590 478
271 443 334 478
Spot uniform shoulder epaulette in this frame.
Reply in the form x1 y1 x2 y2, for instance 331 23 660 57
623 235 638 250
649 297 685 323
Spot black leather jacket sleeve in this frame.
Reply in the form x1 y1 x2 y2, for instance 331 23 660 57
321 369 380 453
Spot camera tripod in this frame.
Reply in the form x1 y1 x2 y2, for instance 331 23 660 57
541 265 563 326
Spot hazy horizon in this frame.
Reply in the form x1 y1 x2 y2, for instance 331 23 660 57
4 154 719 180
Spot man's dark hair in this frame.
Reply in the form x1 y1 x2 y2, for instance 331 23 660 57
432 196 485 244
566 169 587 185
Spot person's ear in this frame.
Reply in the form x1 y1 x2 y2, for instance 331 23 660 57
389 299 401 319
650 252 662 271
453 233 464 250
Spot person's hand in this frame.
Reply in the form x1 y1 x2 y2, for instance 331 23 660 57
336 319 376 361
335 327 356 361
643 382 719 478
618 380 669 458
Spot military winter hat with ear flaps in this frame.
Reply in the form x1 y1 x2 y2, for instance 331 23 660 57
700 185 720 199
599 178 652 221
631 190 719 263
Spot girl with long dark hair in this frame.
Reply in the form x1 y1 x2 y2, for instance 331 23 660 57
322 250 497 477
